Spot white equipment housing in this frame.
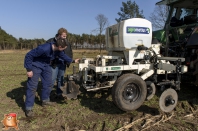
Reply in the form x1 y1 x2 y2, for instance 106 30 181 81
77 18 187 89
105 18 152 51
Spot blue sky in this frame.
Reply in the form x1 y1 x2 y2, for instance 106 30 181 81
0 0 159 40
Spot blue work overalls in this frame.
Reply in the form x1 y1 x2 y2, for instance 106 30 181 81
24 42 72 110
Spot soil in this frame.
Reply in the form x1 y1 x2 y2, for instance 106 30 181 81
2 81 198 131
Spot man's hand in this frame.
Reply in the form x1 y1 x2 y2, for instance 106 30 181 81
74 59 80 63
27 71 33 77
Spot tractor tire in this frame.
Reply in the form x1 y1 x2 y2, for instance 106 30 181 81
146 81 156 100
112 74 147 112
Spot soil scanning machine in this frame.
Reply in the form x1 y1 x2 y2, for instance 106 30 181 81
61 18 187 113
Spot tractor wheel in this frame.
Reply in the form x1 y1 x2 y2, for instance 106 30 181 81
159 88 178 112
146 81 156 100
112 74 147 112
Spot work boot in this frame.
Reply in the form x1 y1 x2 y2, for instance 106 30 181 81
57 94 65 100
25 110 34 117
42 101 56 107
50 93 57 102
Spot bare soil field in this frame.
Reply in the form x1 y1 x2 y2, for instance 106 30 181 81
0 50 198 131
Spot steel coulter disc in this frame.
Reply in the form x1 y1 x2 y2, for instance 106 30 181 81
60 81 80 100
159 88 178 112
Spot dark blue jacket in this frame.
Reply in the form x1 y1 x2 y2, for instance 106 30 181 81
24 42 72 71
46 37 73 66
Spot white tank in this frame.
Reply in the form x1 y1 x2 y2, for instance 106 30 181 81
105 18 152 51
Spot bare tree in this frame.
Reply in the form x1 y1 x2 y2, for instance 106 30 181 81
92 14 109 52
93 14 109 35
149 5 169 30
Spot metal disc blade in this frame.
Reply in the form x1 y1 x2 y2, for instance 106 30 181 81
60 81 80 100
159 88 178 112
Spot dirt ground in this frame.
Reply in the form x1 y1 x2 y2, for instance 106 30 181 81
1 50 198 131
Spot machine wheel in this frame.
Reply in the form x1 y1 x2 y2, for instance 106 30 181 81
159 88 178 112
112 74 147 112
60 81 80 100
146 81 156 100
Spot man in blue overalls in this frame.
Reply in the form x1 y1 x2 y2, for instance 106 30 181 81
24 38 79 117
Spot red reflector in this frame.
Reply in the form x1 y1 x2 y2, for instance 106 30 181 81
186 62 190 65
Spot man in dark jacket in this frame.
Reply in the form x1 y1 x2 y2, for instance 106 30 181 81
24 37 78 117
46 28 73 99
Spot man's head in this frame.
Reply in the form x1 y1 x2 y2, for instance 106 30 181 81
57 28 67 39
54 37 68 51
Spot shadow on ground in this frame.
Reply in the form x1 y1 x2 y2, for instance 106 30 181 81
78 88 160 115
6 81 43 112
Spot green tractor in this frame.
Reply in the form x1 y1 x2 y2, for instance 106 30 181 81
153 0 198 84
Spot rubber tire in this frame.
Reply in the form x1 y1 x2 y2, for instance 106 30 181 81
112 74 147 112
145 81 156 100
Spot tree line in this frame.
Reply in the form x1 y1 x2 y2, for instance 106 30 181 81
0 0 166 50
0 28 105 50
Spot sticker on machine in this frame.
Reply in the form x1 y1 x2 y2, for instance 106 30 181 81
126 27 150 34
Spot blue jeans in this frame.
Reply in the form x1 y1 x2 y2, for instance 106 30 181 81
25 65 52 110
51 63 66 95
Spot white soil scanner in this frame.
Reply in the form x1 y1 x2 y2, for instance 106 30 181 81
61 18 188 113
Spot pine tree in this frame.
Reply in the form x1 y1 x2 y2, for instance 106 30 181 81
116 0 144 23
